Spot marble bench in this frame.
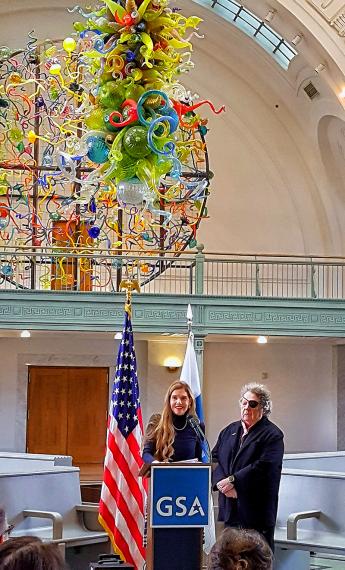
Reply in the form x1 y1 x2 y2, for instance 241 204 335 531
275 467 345 569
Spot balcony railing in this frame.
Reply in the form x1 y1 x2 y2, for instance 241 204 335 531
1 246 345 300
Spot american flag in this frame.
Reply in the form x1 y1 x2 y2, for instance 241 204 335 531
99 306 146 569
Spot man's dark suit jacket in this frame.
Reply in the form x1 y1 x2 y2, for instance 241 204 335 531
212 416 284 531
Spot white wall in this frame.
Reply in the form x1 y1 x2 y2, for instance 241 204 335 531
0 335 337 455
144 340 187 426
203 341 337 452
0 0 77 49
0 335 148 451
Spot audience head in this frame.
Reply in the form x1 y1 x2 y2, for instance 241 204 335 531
208 528 273 570
0 536 67 570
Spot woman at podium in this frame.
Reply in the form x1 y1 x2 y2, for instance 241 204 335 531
142 380 204 464
141 380 207 570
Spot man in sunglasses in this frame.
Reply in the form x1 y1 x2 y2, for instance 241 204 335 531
212 382 284 552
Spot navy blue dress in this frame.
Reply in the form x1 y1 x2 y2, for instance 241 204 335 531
142 413 204 463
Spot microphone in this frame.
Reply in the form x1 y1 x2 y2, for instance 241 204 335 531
187 415 212 462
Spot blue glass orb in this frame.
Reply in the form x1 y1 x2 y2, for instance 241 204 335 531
126 50 136 62
142 232 153 242
87 225 101 239
1 264 13 276
86 136 109 164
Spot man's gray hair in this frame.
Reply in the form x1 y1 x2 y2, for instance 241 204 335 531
240 382 272 416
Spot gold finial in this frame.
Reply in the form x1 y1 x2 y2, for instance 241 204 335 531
120 278 140 315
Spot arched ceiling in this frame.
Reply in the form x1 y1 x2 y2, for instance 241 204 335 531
2 0 345 255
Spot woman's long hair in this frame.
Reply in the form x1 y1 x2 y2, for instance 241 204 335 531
146 380 196 461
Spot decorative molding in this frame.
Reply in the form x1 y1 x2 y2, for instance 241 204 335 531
320 313 345 324
208 310 256 322
134 308 186 321
82 308 123 319
262 312 312 323
2 291 345 337
306 0 345 35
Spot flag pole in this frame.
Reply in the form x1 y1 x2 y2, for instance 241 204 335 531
182 303 216 555
187 303 193 337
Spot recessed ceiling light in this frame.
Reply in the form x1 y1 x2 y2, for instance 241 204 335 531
21 330 31 338
257 336 268 344
114 332 122 340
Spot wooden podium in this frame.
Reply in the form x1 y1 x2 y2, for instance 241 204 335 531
144 462 211 570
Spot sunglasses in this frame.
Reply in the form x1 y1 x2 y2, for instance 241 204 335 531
240 397 260 409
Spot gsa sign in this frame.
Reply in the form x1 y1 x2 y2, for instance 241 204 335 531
150 464 210 528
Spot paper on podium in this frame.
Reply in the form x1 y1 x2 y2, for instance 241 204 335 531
139 457 200 477
174 458 199 463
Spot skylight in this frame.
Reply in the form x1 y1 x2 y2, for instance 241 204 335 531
194 0 297 70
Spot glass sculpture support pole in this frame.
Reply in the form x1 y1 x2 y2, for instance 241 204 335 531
116 208 123 292
159 193 166 280
74 64 83 291
31 49 41 290
159 195 166 252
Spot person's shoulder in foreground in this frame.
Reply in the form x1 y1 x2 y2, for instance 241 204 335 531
207 527 273 570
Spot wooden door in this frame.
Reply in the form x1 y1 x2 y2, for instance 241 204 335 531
27 366 109 480
67 368 109 478
27 367 68 455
